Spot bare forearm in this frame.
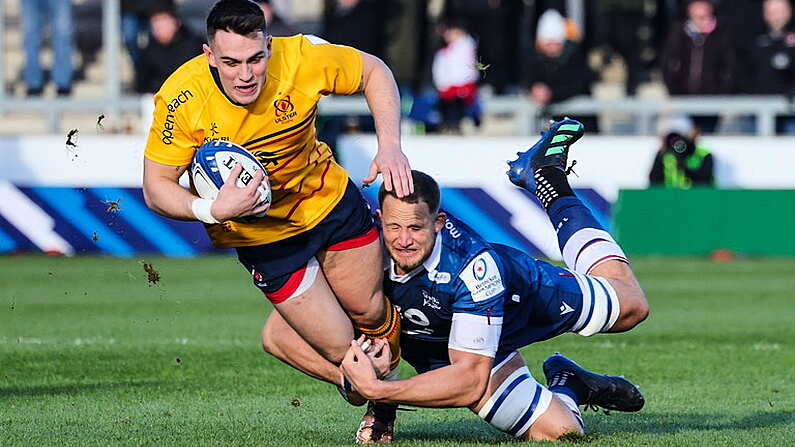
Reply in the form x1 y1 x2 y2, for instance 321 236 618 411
367 364 486 408
361 54 401 152
143 177 199 221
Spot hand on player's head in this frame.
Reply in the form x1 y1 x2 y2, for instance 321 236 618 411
363 148 414 198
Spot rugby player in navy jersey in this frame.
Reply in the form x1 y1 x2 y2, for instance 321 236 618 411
342 119 649 442
262 119 649 443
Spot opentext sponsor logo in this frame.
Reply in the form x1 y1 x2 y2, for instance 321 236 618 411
161 89 194 145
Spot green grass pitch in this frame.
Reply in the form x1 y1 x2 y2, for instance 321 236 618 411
1 255 793 446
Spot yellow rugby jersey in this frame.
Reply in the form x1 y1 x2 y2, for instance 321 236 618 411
144 35 363 248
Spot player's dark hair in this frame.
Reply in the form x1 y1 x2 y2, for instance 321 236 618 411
378 170 441 214
206 0 268 42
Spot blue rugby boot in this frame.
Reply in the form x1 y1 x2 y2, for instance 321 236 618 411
543 353 645 412
507 118 584 192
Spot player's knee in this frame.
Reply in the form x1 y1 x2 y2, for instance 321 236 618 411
347 308 381 328
316 343 348 364
346 292 387 328
261 324 278 355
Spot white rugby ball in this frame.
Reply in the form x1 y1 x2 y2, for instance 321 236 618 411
191 140 271 220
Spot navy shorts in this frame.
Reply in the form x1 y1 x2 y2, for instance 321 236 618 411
494 249 621 364
237 179 377 303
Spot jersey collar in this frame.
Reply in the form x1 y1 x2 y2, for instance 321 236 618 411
423 232 443 272
209 65 247 107
387 233 443 283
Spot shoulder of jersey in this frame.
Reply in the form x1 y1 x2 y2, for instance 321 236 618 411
156 55 210 104
273 34 334 61
268 34 317 73
439 214 493 274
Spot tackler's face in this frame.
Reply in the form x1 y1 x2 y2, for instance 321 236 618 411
204 30 271 105
380 196 445 275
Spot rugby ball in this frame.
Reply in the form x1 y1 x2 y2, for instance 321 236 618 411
191 140 271 220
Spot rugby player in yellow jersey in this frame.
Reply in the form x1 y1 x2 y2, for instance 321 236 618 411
142 0 408 392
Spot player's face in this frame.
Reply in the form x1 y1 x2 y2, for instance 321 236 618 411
204 30 271 105
380 196 445 275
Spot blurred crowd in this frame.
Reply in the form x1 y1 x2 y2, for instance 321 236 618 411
15 0 795 133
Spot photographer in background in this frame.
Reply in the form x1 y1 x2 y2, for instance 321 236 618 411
649 116 715 188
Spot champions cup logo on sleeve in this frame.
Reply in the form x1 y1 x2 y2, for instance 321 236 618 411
460 252 505 302
273 96 297 124
473 258 488 280
160 89 193 144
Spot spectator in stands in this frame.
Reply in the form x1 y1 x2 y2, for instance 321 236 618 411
318 0 400 152
649 115 715 188
322 0 395 61
737 0 795 133
596 0 652 96
134 5 203 94
720 0 767 50
21 0 74 96
122 0 159 67
442 0 515 94
661 0 736 133
431 18 480 134
253 0 296 37
526 9 597 131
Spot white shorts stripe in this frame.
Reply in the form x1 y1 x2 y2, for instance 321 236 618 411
291 256 319 300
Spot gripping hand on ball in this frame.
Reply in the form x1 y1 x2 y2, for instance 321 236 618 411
211 164 270 221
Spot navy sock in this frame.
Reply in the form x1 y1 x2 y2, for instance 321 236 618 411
546 196 605 253
548 371 590 405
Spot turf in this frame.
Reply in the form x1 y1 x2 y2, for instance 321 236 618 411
1 255 793 446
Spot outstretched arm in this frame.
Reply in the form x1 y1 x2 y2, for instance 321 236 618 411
358 51 413 197
342 343 492 408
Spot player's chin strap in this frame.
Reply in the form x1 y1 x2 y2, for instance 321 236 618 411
192 198 219 224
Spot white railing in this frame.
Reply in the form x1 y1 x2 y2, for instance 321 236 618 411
4 91 792 136
319 94 795 136
2 0 794 136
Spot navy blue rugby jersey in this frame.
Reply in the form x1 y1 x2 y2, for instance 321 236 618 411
385 212 588 373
